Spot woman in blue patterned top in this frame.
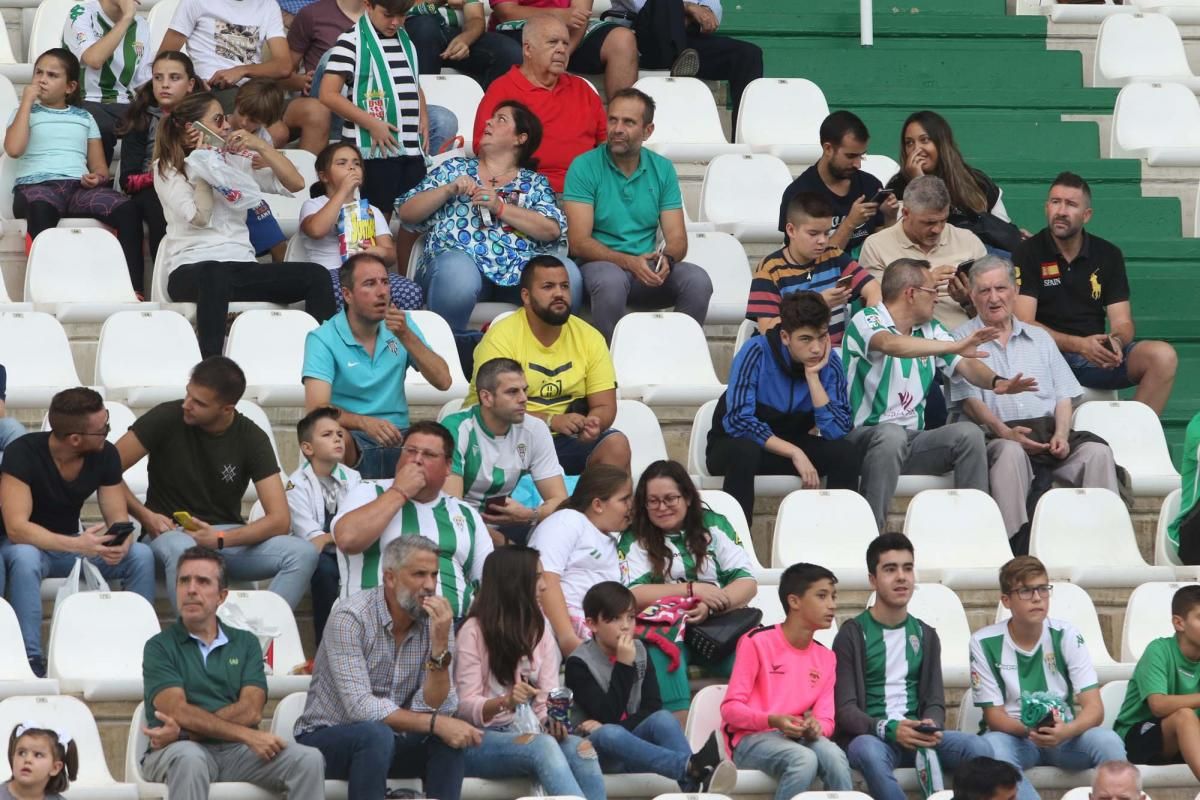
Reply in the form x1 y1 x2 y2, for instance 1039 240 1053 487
396 100 580 335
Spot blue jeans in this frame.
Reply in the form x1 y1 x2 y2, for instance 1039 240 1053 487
0 416 26 464
465 727 604 800
733 731 853 800
588 709 692 785
0 540 155 660
150 529 318 610
847 731 992 800
417 249 583 335
405 14 523 87
351 429 403 480
1063 341 1139 391
983 727 1128 800
297 720 466 800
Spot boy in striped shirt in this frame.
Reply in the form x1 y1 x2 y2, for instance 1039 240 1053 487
332 420 492 618
969 557 1125 800
833 533 989 800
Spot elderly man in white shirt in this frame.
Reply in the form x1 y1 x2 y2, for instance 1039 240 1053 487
951 255 1121 544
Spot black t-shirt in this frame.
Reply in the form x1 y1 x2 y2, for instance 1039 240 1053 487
130 401 280 525
1013 227 1131 338
0 364 7 399
0 432 123 538
777 164 885 254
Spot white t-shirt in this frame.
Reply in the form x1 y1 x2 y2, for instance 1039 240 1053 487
298 194 390 271
528 508 621 620
167 0 285 82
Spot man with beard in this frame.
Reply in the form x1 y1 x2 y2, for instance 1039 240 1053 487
1013 172 1177 414
467 255 632 475
952 255 1121 548
778 111 900 256
564 88 713 343
295 535 481 800
302 253 452 479
331 421 492 621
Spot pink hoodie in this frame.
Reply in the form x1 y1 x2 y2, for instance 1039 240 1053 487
453 617 563 727
720 625 837 750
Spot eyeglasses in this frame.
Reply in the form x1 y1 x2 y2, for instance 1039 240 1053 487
400 446 445 461
646 494 684 510
1009 584 1053 600
65 414 111 438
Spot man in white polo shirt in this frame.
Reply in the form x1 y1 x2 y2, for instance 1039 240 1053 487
841 257 1037 530
331 420 492 619
442 357 567 546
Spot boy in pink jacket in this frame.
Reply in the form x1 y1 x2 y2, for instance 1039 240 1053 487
721 562 853 800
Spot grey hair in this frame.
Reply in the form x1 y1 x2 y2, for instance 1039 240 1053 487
880 257 932 303
904 175 951 213
1093 760 1143 793
522 14 565 44
968 255 1017 289
382 536 440 574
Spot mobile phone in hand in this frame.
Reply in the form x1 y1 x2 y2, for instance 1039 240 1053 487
105 521 136 547
835 274 854 290
870 189 895 205
484 495 509 512
956 259 977 280
651 241 667 274
1101 336 1116 354
914 723 942 735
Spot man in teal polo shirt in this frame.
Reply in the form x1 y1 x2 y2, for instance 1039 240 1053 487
303 253 453 479
564 87 712 342
139 547 324 800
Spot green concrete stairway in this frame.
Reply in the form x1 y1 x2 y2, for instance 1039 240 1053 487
719 0 1200 462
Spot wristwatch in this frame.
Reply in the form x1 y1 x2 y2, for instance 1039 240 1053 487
426 649 452 671
217 532 224 550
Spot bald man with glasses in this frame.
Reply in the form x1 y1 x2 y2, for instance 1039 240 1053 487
0 386 154 677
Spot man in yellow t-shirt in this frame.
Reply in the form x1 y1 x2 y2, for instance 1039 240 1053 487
466 255 631 475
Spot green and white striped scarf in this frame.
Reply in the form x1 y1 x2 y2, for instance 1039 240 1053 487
351 14 418 154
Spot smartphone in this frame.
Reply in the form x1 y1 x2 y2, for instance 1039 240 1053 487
483 495 509 512
105 521 136 547
914 723 942 735
1101 337 1116 353
651 240 667 274
835 274 854 290
173 511 199 531
191 121 226 149
869 189 894 205
956 258 977 280
1036 711 1056 730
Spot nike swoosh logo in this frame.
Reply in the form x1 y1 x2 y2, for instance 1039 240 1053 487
347 361 359 367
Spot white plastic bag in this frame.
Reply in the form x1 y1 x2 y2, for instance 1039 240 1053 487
53 558 110 615
217 600 282 675
184 149 264 212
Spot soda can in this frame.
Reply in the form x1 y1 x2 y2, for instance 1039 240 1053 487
547 687 573 725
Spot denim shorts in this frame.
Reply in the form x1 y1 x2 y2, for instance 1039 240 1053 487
1062 340 1139 390
553 428 622 476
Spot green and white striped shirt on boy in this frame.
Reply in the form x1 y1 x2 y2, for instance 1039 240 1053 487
64 1 151 104
856 610 924 739
332 484 493 617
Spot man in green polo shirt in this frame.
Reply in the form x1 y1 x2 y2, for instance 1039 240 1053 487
564 87 713 343
139 547 324 800
302 253 453 479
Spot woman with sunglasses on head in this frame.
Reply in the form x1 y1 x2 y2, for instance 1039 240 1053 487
619 459 758 722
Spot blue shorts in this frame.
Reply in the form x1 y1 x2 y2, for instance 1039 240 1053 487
246 201 286 256
553 428 623 476
1063 340 1139 391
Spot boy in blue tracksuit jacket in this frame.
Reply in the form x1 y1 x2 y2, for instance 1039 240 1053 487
706 291 862 522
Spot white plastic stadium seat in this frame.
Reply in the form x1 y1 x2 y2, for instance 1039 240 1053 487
219 590 310 697
734 78 828 164
733 319 756 354
0 268 31 311
687 399 801 494
46 591 160 701
225 310 319 406
902 489 1015 589
236 400 282 469
1045 0 1135 23
1099 680 1129 731
683 685 780 796
25 228 153 322
634 77 750 161
860 154 901 186
404 310 469 405
1030 488 1174 587
1072 400 1180 495
1093 12 1200 90
1132 0 1200 24
282 149 319 194
0 599 59 698
0 76 18 137
0 694 138 799
995 581 1134 683
28 0 80 62
0 311 83 408
771 490 877 591
685 231 753 325
0 154 18 222
791 794 874 800
699 489 773 579
420 74 483 155
699 154 794 241
612 399 668 483
1154 489 1200 580
95 309 200 406
611 312 725 405
0 21 14 64
868 583 972 687
127 701 275 799
1122 581 1200 661
1110 81 1200 165
146 0 182 56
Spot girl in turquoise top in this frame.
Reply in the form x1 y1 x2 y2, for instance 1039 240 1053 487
4 48 143 292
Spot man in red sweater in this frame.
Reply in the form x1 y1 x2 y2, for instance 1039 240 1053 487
473 15 606 194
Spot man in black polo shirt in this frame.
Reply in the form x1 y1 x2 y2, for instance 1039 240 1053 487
1013 172 1177 414
777 111 900 256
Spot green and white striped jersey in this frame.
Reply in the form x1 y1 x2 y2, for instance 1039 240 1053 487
842 304 961 430
64 1 152 104
617 509 752 587
443 405 562 508
969 618 1098 724
857 610 923 724
332 485 493 617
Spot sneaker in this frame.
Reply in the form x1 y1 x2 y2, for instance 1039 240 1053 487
670 47 701 78
28 657 46 679
685 731 723 788
703 759 738 794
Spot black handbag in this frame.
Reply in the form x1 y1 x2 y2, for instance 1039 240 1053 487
956 208 1023 254
684 607 763 662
